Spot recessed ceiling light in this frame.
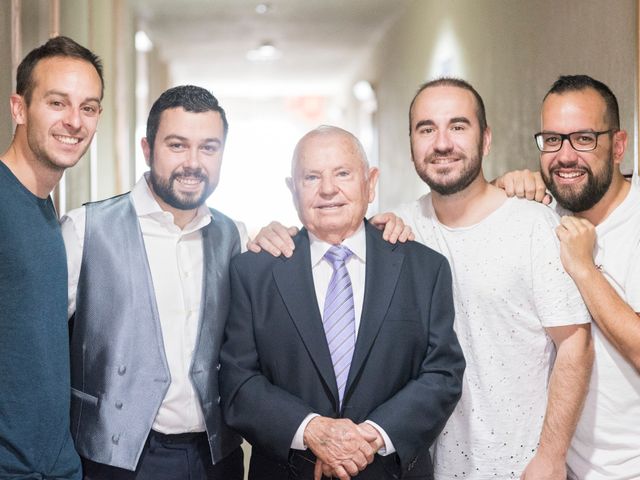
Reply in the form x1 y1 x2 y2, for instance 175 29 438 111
246 41 282 62
135 30 153 53
256 3 270 14
353 80 375 102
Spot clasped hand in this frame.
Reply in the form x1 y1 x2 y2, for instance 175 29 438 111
303 416 385 480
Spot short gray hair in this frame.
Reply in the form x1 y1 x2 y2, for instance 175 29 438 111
291 125 370 177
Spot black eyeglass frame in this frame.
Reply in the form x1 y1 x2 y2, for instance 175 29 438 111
533 129 614 153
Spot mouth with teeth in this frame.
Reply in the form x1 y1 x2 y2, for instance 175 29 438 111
551 167 588 184
54 134 81 145
430 156 460 165
173 174 206 190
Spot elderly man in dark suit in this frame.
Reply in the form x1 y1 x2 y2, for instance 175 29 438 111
219 125 464 480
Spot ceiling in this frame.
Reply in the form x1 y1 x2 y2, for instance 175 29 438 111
130 0 411 96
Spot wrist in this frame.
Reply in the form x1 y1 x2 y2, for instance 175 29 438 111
536 443 567 462
568 261 599 282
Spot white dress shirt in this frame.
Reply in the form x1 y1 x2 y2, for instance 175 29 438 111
290 223 395 455
61 174 247 434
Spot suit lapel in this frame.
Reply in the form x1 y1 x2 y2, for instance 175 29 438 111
273 230 340 404
344 223 404 402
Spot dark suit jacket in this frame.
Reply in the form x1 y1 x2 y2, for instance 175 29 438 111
219 222 464 479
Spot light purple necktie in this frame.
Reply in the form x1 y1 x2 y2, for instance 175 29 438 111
323 245 356 405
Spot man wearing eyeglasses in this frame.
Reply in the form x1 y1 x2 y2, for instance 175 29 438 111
532 75 640 480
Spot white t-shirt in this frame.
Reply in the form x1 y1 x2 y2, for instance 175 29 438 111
563 184 640 480
394 195 590 479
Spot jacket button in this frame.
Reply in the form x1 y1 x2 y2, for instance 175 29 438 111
118 365 126 375
216 363 221 371
112 434 120 445
216 396 221 404
115 401 123 409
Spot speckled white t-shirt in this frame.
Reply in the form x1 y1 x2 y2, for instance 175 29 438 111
394 195 590 479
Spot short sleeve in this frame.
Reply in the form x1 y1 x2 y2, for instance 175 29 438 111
530 209 591 327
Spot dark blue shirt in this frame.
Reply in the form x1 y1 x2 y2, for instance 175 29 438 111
0 161 81 479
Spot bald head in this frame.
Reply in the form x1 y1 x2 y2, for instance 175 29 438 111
287 125 379 244
291 125 369 177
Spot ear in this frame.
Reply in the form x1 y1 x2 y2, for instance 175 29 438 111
482 126 492 157
612 129 628 166
367 167 380 203
141 137 151 167
10 94 27 125
286 177 295 195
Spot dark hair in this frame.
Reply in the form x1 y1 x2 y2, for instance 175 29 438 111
146 85 229 152
544 75 619 129
16 36 104 104
409 77 487 134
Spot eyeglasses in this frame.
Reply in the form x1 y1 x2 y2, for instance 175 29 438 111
533 130 613 153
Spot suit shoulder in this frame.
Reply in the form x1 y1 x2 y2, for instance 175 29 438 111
231 229 309 275
230 245 290 279
395 238 449 267
366 223 448 269
232 248 278 269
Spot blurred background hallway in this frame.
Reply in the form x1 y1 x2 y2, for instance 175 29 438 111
1 0 638 235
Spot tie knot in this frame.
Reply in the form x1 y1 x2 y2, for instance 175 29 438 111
324 244 353 268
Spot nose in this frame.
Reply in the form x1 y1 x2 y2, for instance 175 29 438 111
319 175 338 196
184 147 201 168
433 129 454 153
555 136 579 163
63 106 82 131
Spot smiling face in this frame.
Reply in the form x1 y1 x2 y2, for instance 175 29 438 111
287 128 379 244
13 56 102 172
540 88 624 213
409 85 490 196
142 107 225 212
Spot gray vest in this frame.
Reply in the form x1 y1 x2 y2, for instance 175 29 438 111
69 193 242 470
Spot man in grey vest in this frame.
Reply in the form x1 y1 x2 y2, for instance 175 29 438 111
61 85 245 480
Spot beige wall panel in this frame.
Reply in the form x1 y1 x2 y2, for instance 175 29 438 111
0 1 13 149
58 0 92 210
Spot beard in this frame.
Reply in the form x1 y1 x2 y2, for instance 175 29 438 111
149 162 213 210
413 142 483 196
541 152 613 213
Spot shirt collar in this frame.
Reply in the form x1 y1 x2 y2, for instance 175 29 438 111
131 173 212 233
309 221 367 267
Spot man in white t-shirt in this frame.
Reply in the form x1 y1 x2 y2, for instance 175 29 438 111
503 75 640 480
394 79 593 480
250 78 594 480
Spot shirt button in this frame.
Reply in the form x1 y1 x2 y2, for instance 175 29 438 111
112 434 120 445
115 401 123 409
118 365 127 375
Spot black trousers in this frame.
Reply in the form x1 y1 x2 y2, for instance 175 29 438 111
82 431 243 480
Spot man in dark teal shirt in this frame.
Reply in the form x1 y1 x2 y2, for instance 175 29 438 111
0 36 103 479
